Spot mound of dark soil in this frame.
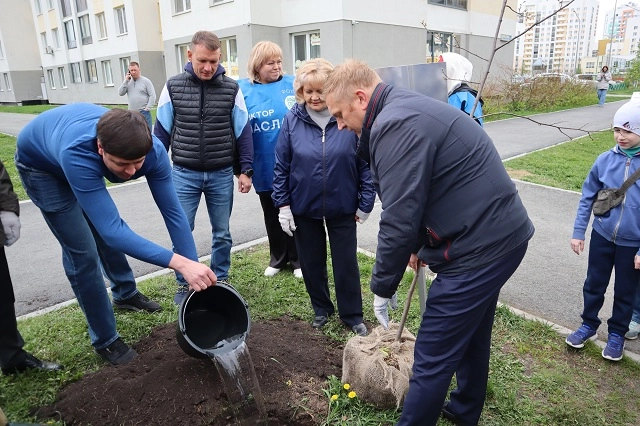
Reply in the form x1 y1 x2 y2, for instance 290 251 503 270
38 317 344 425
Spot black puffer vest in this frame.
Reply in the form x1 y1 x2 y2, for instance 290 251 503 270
167 70 239 171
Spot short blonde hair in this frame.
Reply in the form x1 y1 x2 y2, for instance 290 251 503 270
323 59 381 102
247 41 284 83
293 58 334 104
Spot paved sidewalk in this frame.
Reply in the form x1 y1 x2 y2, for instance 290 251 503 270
1 99 639 358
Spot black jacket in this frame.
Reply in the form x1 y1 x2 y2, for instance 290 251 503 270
363 84 534 298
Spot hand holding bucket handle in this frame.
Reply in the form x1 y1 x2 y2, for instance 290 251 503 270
169 254 217 291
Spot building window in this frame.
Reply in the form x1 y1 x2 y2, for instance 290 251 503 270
35 0 43 15
0 78 3 91
177 44 189 73
119 57 131 79
173 0 191 14
40 32 48 52
220 37 238 79
61 0 72 17
0 41 4 59
86 59 98 83
292 31 321 71
427 0 467 10
47 69 56 89
115 6 128 35
52 28 60 49
70 62 82 83
58 67 67 88
426 31 454 62
3 74 10 91
47 0 54 10
102 60 113 86
75 0 87 12
96 13 107 39
64 20 77 49
210 0 231 4
79 14 92 45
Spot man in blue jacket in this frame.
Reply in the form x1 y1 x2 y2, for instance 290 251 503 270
154 31 253 305
16 104 216 366
325 60 534 426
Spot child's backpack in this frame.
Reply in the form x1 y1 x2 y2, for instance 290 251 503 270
448 83 484 126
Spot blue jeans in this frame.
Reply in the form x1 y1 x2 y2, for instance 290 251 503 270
15 160 138 350
172 165 233 283
597 89 608 106
138 109 152 130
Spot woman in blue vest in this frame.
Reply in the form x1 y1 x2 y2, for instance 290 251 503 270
238 42 301 278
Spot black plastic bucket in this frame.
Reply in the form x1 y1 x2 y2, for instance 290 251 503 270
176 282 250 359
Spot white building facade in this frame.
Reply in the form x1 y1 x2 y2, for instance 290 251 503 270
159 0 518 87
1 0 517 105
514 0 599 76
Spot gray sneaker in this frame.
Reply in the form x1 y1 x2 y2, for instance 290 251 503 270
625 320 640 340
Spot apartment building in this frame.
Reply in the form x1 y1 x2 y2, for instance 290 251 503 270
159 0 517 86
1 0 516 105
602 3 640 73
514 0 599 76
0 1 43 104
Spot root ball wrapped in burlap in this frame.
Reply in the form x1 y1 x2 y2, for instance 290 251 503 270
341 322 415 408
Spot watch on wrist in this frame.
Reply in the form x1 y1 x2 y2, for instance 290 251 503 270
241 169 254 178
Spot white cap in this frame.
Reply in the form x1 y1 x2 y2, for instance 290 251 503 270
613 99 640 136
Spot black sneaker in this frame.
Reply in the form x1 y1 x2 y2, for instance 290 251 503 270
312 315 329 328
96 338 137 365
113 292 162 313
351 323 368 336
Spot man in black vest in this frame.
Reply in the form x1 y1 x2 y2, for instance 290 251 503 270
154 31 254 305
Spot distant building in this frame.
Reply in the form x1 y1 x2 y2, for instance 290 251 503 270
514 0 599 76
0 1 43 104
0 0 517 105
600 3 640 73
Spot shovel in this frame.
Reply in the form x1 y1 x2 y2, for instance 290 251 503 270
395 264 421 342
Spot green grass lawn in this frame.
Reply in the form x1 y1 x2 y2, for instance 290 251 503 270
504 130 614 191
2 243 640 425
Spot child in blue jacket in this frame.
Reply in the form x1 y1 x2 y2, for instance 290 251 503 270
566 99 640 361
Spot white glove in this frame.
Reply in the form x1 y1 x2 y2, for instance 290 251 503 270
355 208 370 224
390 292 398 310
0 211 21 246
374 294 391 329
278 206 296 237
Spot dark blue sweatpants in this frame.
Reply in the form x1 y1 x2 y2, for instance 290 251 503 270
581 229 640 337
397 242 528 426
293 214 363 327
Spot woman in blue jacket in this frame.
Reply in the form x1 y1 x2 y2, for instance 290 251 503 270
272 58 376 336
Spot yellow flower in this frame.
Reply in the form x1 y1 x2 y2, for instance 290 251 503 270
343 383 351 390
331 394 339 401
348 391 357 398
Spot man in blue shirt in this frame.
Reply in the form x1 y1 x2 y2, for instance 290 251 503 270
16 104 216 365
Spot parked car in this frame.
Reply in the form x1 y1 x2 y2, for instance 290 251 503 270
526 73 593 87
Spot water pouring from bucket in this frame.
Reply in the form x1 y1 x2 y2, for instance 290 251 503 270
176 282 267 424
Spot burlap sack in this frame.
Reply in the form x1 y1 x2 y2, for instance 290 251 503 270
342 322 416 408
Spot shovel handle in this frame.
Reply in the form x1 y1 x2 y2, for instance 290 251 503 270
396 264 421 342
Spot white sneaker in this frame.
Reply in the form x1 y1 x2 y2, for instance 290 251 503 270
625 320 640 340
264 266 281 277
293 268 303 279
